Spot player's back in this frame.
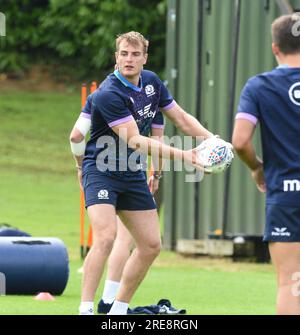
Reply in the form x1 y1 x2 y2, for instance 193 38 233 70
249 67 300 205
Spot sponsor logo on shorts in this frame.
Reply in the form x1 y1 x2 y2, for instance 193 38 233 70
271 227 291 237
98 189 109 200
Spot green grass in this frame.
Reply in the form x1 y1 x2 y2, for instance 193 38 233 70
0 89 276 315
0 91 80 174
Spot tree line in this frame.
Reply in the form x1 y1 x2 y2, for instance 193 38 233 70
0 0 167 80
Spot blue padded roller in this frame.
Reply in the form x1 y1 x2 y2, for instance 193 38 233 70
0 237 69 295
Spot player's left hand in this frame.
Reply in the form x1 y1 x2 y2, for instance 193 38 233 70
186 148 208 173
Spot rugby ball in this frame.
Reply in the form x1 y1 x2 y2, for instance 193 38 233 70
196 137 234 174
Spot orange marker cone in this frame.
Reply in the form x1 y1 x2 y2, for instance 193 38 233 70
34 292 55 301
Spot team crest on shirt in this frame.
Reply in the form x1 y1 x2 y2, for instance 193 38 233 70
145 85 155 97
289 82 300 106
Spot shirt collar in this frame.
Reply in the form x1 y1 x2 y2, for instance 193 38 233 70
277 64 289 69
113 69 143 92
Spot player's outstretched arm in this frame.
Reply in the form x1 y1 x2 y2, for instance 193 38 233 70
111 120 204 171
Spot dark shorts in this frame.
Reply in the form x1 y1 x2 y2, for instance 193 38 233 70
82 171 156 211
263 204 300 242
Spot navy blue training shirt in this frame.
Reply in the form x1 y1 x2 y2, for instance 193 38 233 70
82 69 173 178
236 66 300 206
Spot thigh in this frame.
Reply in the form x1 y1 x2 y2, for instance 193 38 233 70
269 242 300 283
87 204 118 242
117 209 160 248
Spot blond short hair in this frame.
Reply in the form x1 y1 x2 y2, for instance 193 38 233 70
116 31 149 54
272 14 300 54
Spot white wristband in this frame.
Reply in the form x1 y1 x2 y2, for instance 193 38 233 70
70 139 86 156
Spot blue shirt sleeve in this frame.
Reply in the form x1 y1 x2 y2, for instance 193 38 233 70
152 111 164 128
159 84 173 108
92 90 133 127
237 78 260 119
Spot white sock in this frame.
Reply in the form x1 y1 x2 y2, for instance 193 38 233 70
107 300 129 315
102 280 120 304
79 301 94 315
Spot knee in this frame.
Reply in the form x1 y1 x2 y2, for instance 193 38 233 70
140 239 161 258
93 236 115 256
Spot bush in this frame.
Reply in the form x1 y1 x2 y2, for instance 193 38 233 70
0 0 167 80
0 0 49 76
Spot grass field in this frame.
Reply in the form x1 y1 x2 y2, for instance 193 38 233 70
0 88 276 315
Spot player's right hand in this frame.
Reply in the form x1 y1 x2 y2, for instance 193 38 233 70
251 163 266 193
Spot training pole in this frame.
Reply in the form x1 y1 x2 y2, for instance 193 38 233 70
80 83 87 259
85 82 97 255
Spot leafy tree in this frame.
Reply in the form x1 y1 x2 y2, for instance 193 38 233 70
0 0 49 76
0 0 167 80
